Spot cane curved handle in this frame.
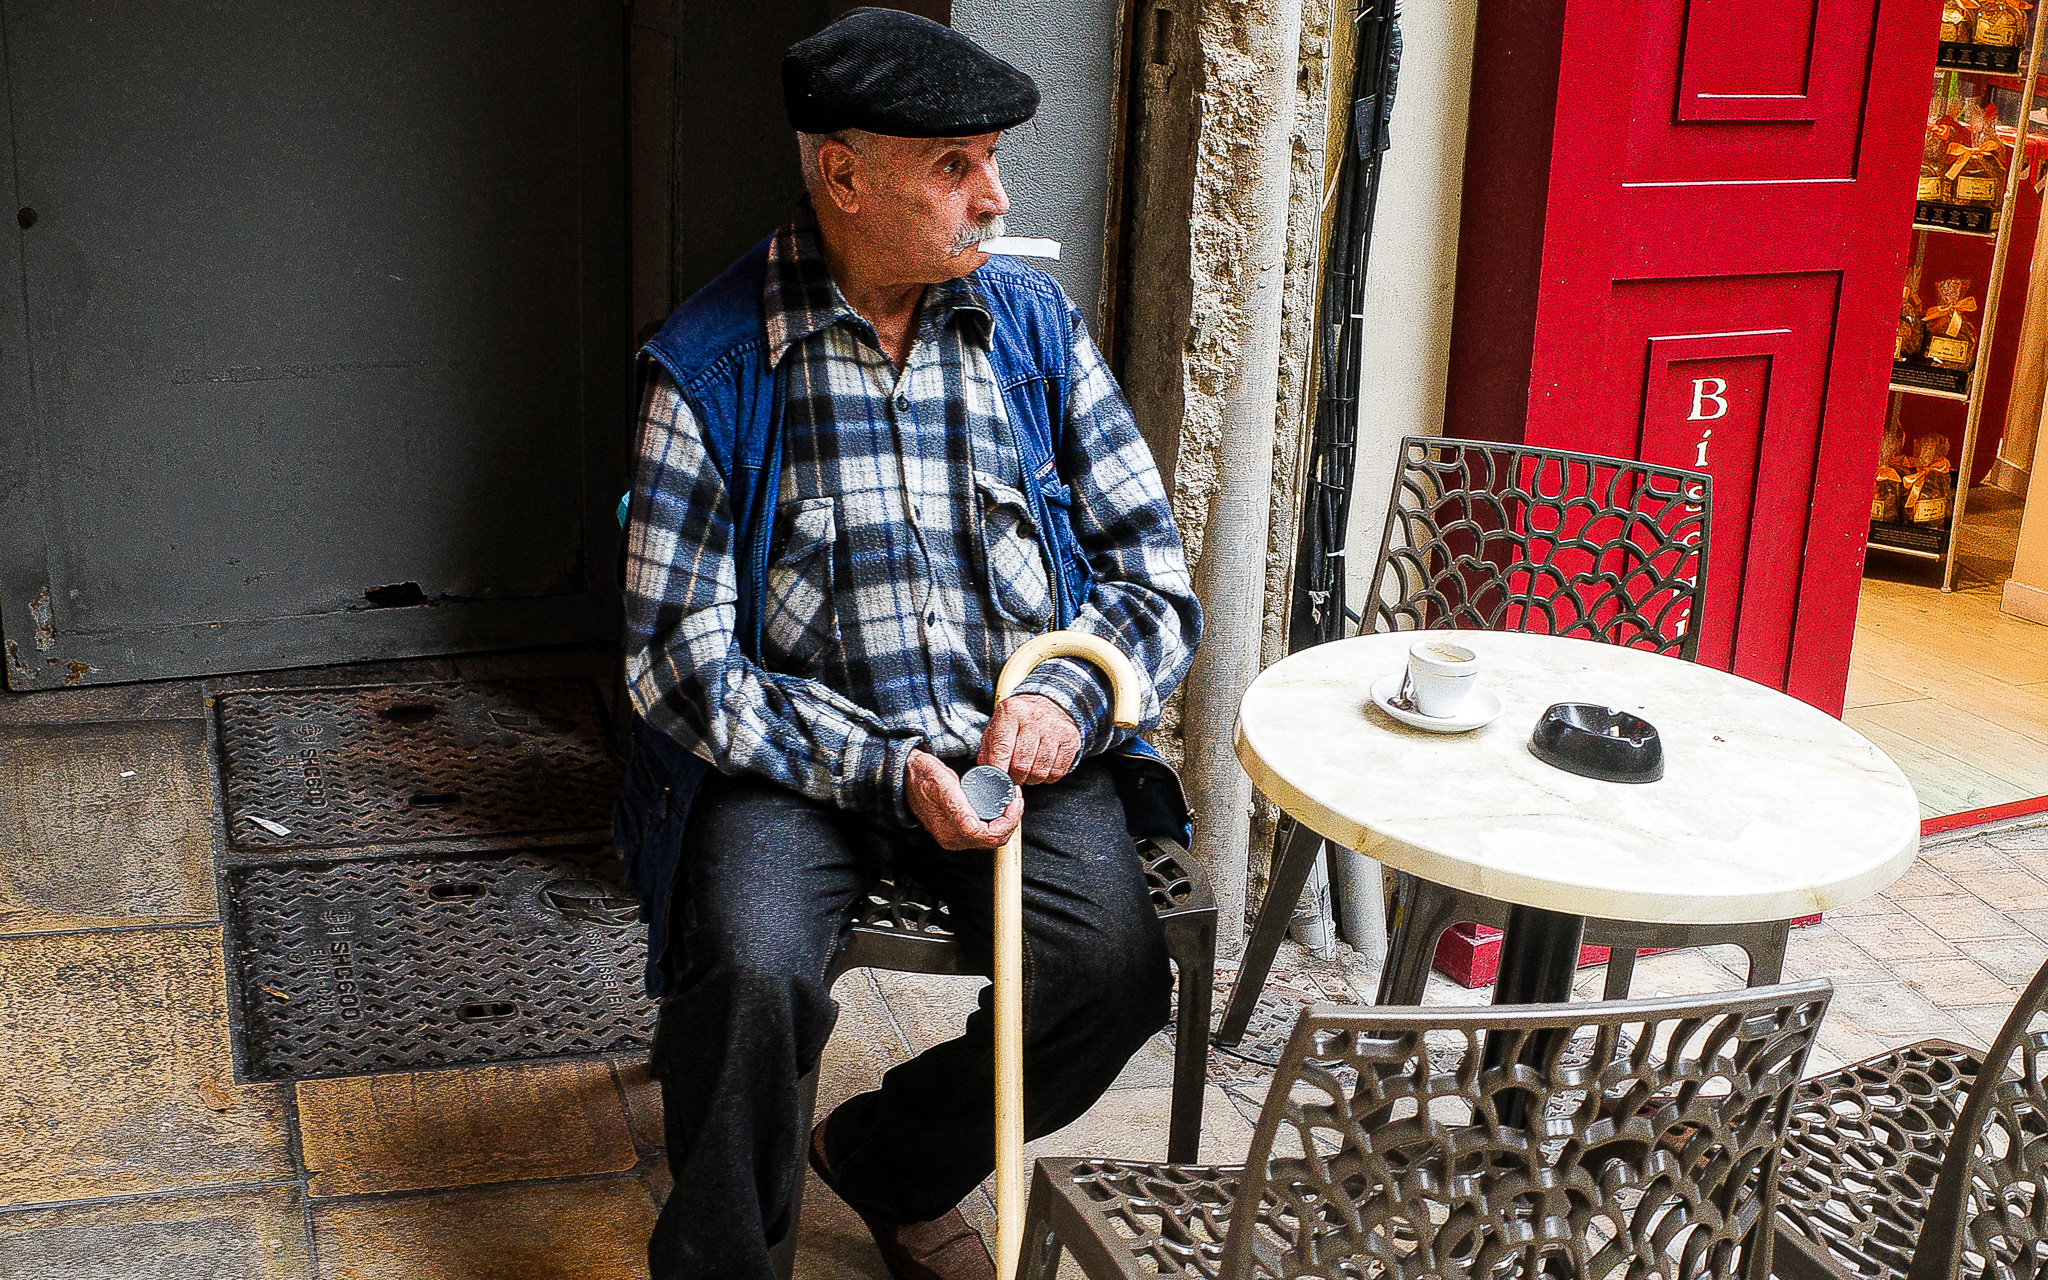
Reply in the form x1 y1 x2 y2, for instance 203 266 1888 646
990 628 1142 1280
993 630 1142 729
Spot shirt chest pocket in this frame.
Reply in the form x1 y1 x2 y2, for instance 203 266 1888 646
975 474 1054 630
763 497 839 668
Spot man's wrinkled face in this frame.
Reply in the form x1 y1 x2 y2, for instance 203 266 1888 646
822 131 1010 284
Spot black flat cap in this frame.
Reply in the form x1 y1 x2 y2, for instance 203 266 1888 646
784 7 1038 138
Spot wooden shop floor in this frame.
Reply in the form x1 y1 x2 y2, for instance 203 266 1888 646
1847 487 2048 820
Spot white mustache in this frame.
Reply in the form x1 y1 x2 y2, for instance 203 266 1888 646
951 215 1008 254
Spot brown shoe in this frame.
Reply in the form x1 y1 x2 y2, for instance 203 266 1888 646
807 1121 997 1280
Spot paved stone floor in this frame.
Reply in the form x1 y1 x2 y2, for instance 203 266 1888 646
3 655 2046 1277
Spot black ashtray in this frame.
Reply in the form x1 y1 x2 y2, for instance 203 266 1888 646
1529 703 1664 784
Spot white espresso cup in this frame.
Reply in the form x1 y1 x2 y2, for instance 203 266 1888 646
1406 638 1479 717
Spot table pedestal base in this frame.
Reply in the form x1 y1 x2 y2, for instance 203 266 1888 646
1486 905 1586 1127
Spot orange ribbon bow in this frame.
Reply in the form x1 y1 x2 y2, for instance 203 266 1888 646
1946 139 2006 183
1903 459 1953 509
1924 295 1979 335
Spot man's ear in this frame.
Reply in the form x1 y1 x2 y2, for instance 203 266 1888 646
818 139 862 215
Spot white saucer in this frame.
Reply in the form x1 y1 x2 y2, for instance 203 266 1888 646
1369 673 1505 733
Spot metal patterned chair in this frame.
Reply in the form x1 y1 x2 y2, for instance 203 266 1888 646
1218 437 1789 1046
1024 979 1833 1279
825 832 1217 1159
767 833 1218 1279
1774 953 2048 1280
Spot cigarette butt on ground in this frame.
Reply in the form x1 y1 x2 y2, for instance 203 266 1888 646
980 236 1061 260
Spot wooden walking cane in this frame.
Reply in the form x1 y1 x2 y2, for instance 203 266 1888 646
989 630 1143 1280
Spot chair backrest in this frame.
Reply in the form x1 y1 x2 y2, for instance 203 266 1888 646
1366 437 1712 661
1217 980 1833 1280
1906 953 2048 1280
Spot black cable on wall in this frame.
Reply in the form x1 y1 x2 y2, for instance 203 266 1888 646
1268 2 1401 942
1289 1 1402 654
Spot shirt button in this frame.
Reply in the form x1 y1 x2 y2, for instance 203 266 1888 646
926 611 938 626
894 394 910 411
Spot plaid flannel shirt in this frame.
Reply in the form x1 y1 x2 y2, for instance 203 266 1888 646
623 208 1199 823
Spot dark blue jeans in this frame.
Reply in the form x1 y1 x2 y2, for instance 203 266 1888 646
645 758 1172 1280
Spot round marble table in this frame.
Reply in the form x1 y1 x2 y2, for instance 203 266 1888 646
1238 630 1920 925
1236 630 1919 1060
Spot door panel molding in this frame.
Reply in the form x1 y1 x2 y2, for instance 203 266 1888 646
1675 0 1825 122
1626 0 1881 183
1622 277 1838 685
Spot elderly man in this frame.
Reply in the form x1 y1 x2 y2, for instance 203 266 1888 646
613 10 1201 1280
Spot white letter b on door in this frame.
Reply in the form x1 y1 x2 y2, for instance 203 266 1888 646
1688 377 1728 421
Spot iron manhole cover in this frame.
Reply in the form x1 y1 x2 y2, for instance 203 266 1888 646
216 679 619 851
225 845 654 1081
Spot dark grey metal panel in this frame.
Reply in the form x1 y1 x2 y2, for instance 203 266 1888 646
0 2 628 688
668 1 830 300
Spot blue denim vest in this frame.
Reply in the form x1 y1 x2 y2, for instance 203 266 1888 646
616 237 1193 997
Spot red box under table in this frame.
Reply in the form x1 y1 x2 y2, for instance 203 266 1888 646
1431 915 1825 989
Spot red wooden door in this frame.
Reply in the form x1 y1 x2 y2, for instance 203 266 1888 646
1444 0 1939 713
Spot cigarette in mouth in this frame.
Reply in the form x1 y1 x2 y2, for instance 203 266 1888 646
978 236 1062 260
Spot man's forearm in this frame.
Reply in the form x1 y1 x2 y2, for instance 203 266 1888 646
627 618 926 824
1011 588 1194 750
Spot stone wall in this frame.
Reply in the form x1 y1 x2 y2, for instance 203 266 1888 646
1169 0 1340 947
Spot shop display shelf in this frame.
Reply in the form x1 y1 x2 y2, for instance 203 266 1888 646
1867 517 1951 558
1912 218 2000 239
1889 360 1974 400
1888 380 1973 402
1938 41 2028 75
1887 15 2045 591
1914 199 2002 234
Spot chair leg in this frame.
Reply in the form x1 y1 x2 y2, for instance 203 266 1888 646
1375 873 1474 1006
1214 818 1324 1045
1768 1222 1847 1280
1020 1164 1065 1280
1743 920 1790 987
1164 912 1215 1163
1590 917 1790 1001
1601 946 1640 1001
1028 1162 1154 1280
